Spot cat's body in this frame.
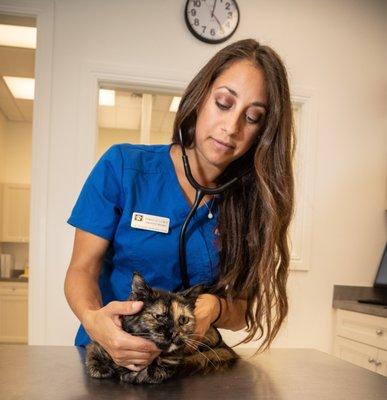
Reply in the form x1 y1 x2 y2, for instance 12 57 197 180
86 273 239 384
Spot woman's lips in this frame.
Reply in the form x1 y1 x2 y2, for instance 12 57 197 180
211 137 235 151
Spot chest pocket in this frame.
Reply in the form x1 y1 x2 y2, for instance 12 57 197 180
197 220 219 285
182 216 220 287
121 213 219 288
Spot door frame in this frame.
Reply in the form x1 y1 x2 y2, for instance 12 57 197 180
0 0 54 344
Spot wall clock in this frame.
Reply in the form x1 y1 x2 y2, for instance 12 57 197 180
184 0 240 44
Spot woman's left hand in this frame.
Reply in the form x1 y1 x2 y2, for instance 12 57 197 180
185 293 220 353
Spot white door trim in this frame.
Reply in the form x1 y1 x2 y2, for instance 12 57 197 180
76 61 187 187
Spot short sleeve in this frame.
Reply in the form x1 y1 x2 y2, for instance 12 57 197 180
67 145 124 241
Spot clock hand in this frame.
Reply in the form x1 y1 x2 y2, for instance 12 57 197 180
211 0 218 18
202 0 214 18
213 13 225 34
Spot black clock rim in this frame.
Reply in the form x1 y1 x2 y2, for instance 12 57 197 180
184 0 240 45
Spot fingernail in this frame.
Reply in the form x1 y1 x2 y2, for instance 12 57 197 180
131 301 143 310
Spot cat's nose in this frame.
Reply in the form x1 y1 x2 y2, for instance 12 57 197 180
172 333 183 345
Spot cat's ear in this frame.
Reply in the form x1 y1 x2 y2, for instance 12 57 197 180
180 284 205 299
131 272 155 300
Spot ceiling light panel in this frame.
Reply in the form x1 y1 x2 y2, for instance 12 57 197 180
3 76 35 100
0 24 37 49
99 89 115 106
169 96 181 112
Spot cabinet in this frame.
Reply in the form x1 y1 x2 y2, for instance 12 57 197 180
1 183 30 242
0 281 28 343
333 309 387 376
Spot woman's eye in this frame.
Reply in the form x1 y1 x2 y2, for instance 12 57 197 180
216 101 260 124
178 315 189 325
246 116 260 124
215 101 230 110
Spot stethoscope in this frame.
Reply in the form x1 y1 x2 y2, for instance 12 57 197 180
177 127 250 289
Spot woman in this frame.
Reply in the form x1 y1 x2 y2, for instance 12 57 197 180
64 38 294 373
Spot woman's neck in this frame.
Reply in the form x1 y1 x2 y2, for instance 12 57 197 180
171 144 223 188
170 143 223 207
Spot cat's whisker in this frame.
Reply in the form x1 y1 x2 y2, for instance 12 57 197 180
184 338 221 363
186 333 208 339
183 341 197 354
183 340 218 369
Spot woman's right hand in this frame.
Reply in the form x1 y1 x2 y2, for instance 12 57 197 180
82 300 161 372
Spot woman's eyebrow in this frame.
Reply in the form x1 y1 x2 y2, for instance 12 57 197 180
216 85 267 111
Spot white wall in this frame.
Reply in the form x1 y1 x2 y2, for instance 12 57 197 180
13 0 386 350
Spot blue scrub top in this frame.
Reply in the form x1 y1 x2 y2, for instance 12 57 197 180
67 143 220 346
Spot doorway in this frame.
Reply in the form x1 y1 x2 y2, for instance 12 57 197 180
0 13 36 343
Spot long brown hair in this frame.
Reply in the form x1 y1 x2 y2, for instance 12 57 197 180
171 39 295 353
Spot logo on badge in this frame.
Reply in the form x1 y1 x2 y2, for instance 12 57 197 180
134 214 143 221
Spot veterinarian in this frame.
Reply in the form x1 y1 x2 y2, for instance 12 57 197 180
64 38 294 372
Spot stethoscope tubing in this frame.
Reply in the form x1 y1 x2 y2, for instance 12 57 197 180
177 128 244 289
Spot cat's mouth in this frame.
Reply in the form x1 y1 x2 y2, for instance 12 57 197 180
155 337 185 353
167 343 179 353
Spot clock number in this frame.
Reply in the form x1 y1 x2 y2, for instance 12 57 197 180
185 0 239 44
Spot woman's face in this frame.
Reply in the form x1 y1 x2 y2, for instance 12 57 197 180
194 58 268 171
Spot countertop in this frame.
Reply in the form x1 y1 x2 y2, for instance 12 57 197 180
0 277 28 283
0 345 386 400
332 285 387 318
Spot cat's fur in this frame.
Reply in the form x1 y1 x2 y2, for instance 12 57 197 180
85 272 239 384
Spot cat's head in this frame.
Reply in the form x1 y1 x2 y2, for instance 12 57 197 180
121 272 204 353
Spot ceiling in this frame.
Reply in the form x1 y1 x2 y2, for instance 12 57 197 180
0 14 35 123
0 13 179 130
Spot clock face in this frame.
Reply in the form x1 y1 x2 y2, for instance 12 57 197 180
185 0 240 44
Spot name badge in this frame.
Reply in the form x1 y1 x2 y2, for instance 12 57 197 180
131 212 170 234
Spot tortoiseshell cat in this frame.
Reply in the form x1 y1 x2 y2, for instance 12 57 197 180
85 272 239 384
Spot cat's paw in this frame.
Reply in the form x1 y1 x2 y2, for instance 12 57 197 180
119 370 139 383
120 366 169 384
87 364 115 379
144 365 172 384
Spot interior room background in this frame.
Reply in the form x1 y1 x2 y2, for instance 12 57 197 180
0 0 385 352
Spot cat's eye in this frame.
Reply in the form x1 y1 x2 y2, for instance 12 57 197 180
153 313 166 321
179 315 190 325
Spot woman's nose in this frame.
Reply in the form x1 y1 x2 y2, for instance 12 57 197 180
222 110 240 136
